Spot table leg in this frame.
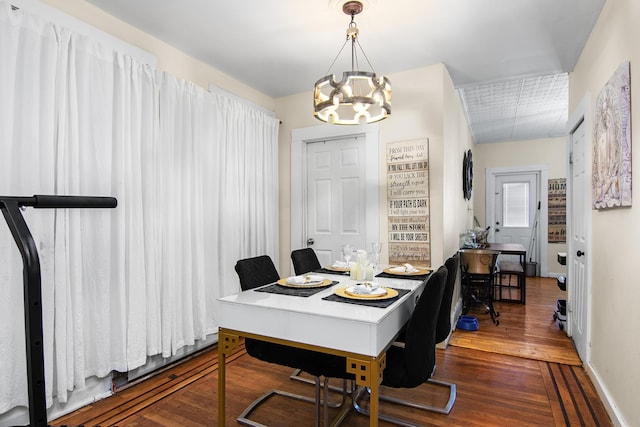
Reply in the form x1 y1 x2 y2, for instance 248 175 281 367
521 254 527 304
218 329 239 426
346 353 386 427
218 347 226 425
369 365 379 427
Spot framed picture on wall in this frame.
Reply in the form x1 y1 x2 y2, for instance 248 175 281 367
592 61 632 209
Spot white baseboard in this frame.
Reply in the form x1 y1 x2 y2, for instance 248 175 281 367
584 361 626 427
546 272 566 279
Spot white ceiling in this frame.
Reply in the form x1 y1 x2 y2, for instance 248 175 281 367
86 0 604 143
460 73 569 143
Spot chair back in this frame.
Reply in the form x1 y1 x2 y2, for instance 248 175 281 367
459 249 500 275
291 248 321 275
234 255 280 290
436 253 459 343
383 265 447 388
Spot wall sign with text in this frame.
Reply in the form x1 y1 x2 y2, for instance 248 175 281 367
548 178 567 243
386 139 431 267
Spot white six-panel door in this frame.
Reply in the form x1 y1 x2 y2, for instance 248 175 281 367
305 137 367 266
569 118 589 361
290 124 380 275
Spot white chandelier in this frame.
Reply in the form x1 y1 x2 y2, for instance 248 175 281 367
313 1 391 125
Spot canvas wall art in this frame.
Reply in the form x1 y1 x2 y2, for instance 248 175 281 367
548 178 566 243
592 61 632 209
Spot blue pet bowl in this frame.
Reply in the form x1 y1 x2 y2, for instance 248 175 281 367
457 315 479 331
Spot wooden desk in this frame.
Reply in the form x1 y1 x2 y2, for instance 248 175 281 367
486 242 527 304
217 273 426 426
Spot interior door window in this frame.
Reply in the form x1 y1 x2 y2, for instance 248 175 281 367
503 182 529 227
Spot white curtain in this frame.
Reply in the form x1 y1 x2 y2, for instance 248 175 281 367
0 1 279 415
0 3 58 412
208 91 280 300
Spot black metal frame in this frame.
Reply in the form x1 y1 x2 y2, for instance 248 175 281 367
0 195 117 427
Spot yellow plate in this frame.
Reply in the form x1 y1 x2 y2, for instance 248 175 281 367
334 286 399 300
325 265 350 272
383 266 431 276
276 278 333 288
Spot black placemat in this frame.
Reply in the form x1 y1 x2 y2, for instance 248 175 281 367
322 288 411 308
375 271 429 281
255 281 339 297
313 268 349 276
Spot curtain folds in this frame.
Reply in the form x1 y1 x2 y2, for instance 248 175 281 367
0 1 279 414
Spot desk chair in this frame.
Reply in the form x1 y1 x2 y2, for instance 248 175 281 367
459 249 501 325
291 247 322 275
234 255 351 427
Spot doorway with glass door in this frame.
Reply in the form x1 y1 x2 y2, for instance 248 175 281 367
487 166 548 277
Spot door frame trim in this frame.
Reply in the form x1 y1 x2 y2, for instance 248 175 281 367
290 124 380 253
566 93 592 358
486 165 549 276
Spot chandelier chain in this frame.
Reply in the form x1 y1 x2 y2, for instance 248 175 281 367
324 38 350 76
355 38 376 74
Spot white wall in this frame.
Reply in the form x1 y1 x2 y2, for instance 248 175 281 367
472 137 568 277
569 0 640 425
441 67 475 334
442 71 475 257
275 64 471 276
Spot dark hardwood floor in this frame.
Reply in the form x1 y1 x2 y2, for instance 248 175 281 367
52 277 612 426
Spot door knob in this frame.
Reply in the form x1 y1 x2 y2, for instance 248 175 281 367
307 238 315 246
576 250 584 257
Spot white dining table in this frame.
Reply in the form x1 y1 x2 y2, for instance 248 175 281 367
217 271 428 426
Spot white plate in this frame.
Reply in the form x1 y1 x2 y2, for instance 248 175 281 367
345 286 387 297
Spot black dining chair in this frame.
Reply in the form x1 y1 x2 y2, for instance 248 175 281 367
437 253 459 343
234 255 352 426
234 255 280 291
323 265 448 425
459 249 501 325
291 247 322 275
428 253 460 414
381 256 458 415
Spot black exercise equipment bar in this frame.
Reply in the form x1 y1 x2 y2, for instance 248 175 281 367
0 195 117 427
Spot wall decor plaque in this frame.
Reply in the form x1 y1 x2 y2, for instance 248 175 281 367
386 139 430 266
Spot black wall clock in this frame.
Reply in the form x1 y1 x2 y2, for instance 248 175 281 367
463 149 473 200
